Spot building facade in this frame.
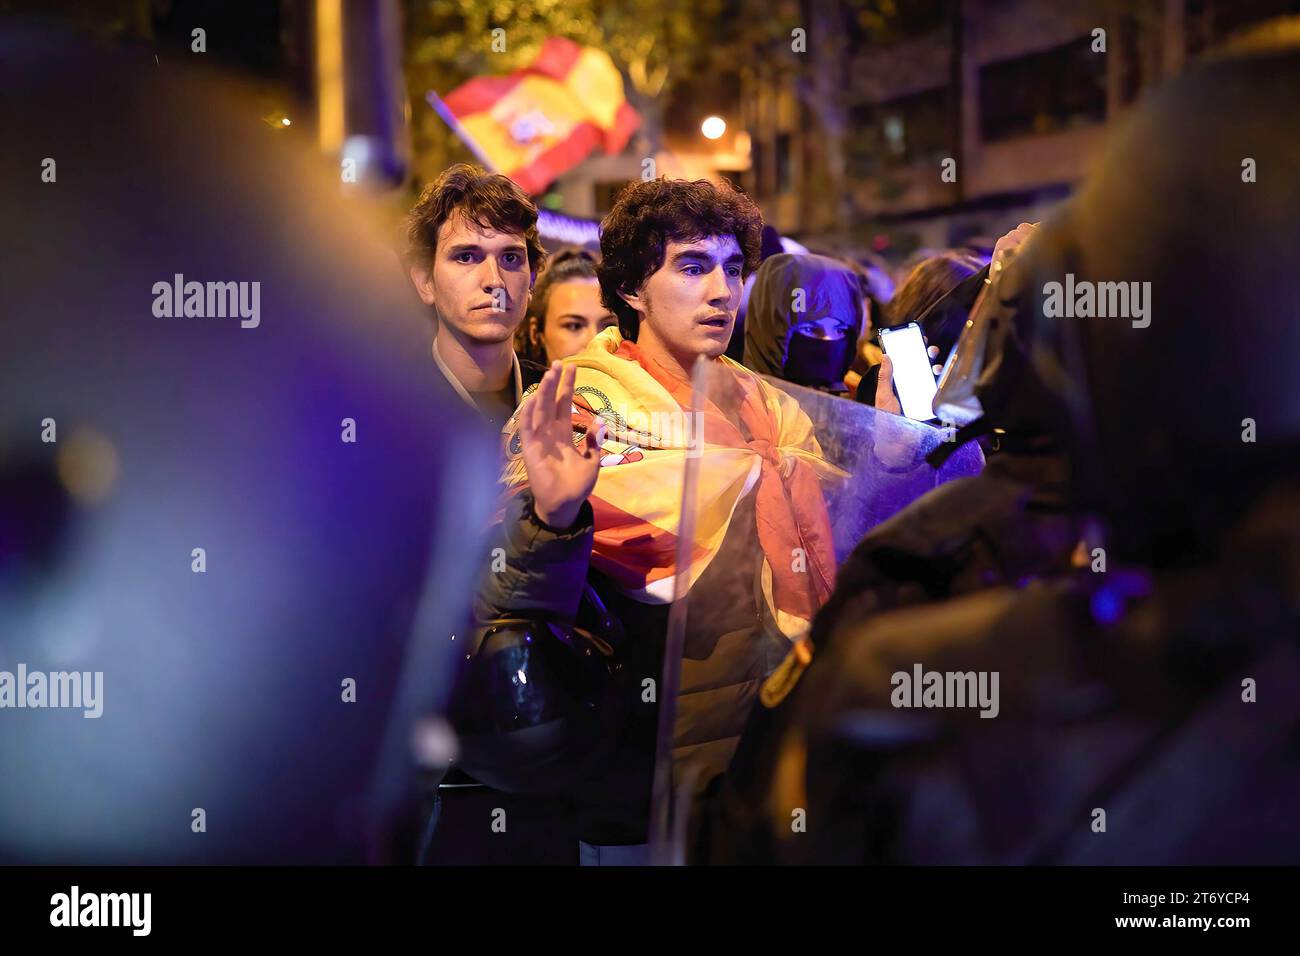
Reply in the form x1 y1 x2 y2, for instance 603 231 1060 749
742 0 1296 258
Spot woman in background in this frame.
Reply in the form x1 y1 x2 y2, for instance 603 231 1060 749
517 248 616 365
855 251 981 406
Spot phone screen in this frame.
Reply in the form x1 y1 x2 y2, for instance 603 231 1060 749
879 323 938 421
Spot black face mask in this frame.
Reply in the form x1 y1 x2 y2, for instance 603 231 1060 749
784 320 856 387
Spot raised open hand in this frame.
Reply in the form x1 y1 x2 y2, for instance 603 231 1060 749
519 361 605 528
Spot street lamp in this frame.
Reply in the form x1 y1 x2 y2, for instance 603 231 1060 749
701 116 726 140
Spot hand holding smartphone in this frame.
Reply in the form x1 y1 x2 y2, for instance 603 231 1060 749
878 322 939 421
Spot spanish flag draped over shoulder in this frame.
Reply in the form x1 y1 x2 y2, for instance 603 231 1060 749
501 328 847 639
439 37 641 195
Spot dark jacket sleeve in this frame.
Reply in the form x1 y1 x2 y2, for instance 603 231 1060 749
855 362 881 406
473 489 594 626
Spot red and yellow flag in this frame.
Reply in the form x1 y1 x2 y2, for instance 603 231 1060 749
437 37 641 194
500 328 847 639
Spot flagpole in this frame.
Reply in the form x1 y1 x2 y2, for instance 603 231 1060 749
647 353 709 866
425 89 499 172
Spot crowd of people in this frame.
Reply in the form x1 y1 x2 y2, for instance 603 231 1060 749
416 170 1009 431
3 15 1296 870
414 158 1036 862
415 16 1300 867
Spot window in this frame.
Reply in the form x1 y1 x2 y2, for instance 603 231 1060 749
845 86 953 178
979 38 1106 142
775 133 792 194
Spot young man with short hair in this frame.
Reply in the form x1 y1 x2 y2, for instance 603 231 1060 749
405 163 548 429
477 178 841 863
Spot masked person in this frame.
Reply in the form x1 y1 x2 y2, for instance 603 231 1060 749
691 21 1300 864
743 253 868 394
469 178 845 865
405 164 549 431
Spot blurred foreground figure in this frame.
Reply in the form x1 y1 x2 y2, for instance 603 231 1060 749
692 22 1300 864
691 220 1084 864
0 26 495 862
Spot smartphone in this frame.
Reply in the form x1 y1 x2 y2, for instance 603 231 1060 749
878 322 938 421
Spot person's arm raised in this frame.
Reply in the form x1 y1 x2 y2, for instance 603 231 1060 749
472 361 605 626
520 361 605 529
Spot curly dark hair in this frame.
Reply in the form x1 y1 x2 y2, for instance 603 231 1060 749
597 177 763 340
516 247 601 365
404 163 547 275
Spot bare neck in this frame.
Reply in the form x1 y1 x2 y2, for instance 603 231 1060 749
434 323 514 393
635 324 709 384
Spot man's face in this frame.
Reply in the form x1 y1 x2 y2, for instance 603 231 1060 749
627 235 745 364
410 211 533 345
536 278 616 362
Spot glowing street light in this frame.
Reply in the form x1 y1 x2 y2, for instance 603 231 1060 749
701 116 726 140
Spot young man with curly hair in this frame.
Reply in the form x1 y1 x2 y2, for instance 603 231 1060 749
476 177 841 864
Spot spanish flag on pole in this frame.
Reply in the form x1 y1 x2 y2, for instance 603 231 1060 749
430 37 641 195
